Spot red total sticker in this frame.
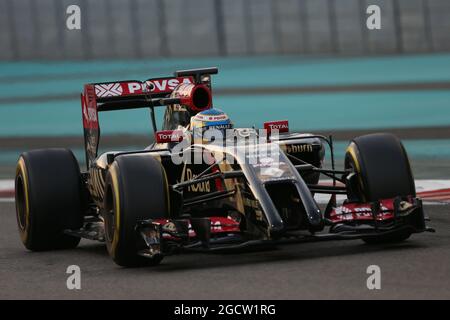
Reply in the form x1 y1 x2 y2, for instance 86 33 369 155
264 120 289 133
155 130 184 143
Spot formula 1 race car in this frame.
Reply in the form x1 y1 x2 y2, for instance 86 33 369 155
14 67 433 267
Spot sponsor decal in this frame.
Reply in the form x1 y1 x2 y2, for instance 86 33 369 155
184 168 210 193
146 77 193 94
194 114 229 122
94 82 148 98
211 124 233 130
329 198 416 223
94 83 123 97
285 144 313 153
127 82 146 94
155 130 183 143
264 120 289 133
83 100 97 123
154 217 240 239
93 77 195 99
81 86 99 129
194 124 233 134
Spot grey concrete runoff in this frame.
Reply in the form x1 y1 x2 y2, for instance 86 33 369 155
0 202 449 300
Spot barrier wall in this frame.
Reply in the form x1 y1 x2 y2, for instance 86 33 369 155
0 0 449 60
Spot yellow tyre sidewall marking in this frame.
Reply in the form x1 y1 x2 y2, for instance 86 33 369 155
109 164 121 258
16 158 30 242
346 143 366 201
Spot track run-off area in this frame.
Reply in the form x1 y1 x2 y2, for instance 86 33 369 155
0 201 449 299
1 179 450 299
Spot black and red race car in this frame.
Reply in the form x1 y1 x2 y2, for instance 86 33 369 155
15 67 433 267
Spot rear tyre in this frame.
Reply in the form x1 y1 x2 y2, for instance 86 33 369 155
344 133 415 244
103 154 169 267
15 149 83 251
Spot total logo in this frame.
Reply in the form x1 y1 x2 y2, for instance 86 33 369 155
155 130 183 143
264 120 289 133
267 124 287 129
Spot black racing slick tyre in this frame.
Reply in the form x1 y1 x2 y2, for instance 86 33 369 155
15 149 83 251
361 228 412 245
103 154 170 267
344 133 415 244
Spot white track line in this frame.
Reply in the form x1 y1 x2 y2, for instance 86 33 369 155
0 180 14 191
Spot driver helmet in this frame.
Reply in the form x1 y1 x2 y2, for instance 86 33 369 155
190 108 233 143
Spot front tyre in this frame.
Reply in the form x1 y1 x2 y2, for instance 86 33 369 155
362 228 412 245
345 133 415 244
103 154 170 267
15 149 83 251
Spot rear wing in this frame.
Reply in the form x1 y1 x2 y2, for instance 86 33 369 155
81 67 218 168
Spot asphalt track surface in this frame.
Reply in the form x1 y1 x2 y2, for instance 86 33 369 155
1 202 449 300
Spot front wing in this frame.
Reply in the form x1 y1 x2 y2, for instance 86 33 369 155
135 196 432 258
